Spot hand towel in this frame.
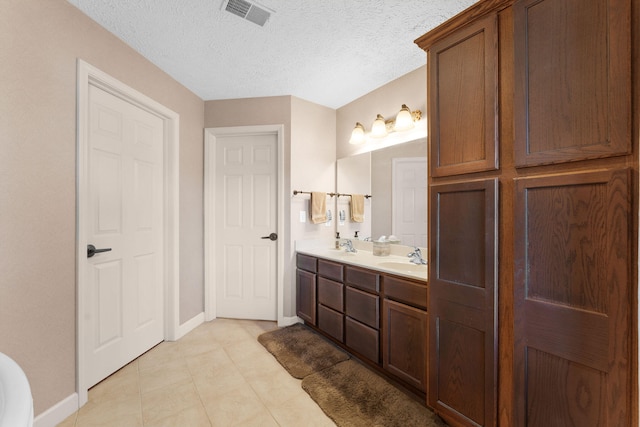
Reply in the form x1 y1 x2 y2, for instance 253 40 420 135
350 194 365 223
310 192 327 224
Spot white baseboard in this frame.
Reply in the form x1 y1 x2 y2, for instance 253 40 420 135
278 315 301 327
173 312 205 341
34 393 78 427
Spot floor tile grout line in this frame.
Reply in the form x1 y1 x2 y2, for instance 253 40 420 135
183 349 214 427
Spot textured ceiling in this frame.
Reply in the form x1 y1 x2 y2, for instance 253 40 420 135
67 0 478 108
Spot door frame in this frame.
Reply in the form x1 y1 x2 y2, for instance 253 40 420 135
76 60 180 405
204 125 285 324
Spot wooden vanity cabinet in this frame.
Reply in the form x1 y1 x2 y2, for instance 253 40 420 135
382 276 428 392
295 254 317 326
296 253 430 396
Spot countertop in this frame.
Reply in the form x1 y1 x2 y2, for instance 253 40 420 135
295 239 427 282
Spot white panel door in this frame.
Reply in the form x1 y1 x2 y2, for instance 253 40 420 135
215 133 277 320
84 85 164 387
392 158 427 248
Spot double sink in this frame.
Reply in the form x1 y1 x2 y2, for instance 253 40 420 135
298 241 427 281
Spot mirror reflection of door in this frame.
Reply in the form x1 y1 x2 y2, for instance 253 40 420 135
392 157 427 247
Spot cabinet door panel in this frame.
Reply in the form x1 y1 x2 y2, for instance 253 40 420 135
514 0 631 166
513 169 630 426
429 13 498 177
429 178 498 427
296 269 316 326
382 299 427 391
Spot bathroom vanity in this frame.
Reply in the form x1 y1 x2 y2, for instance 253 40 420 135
295 242 428 395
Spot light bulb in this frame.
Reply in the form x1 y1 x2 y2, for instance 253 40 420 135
349 122 365 144
394 104 414 131
370 114 387 138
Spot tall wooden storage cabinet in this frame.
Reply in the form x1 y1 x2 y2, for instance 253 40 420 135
416 0 637 426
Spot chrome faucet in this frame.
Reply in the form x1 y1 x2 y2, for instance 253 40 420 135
341 239 357 253
408 247 426 265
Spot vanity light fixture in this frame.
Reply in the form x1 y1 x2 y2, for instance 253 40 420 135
348 105 422 144
348 122 366 144
370 114 388 138
394 104 415 131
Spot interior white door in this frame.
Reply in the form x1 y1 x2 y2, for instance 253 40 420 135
84 85 164 387
392 158 427 248
215 133 278 320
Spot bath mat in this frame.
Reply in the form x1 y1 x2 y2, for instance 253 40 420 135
302 359 447 427
257 323 349 379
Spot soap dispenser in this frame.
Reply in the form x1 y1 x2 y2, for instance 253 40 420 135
335 232 341 249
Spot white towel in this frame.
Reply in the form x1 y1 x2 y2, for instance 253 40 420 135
310 192 327 224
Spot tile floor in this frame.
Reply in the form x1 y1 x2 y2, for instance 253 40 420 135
58 318 336 426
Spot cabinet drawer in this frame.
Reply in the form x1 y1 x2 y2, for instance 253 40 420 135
345 317 379 364
318 259 344 282
296 253 317 273
318 277 344 312
384 276 428 310
345 266 380 293
318 304 344 342
345 286 379 329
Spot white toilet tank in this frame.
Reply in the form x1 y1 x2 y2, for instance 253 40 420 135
0 352 33 427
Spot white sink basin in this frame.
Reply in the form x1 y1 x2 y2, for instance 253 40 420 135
377 262 427 273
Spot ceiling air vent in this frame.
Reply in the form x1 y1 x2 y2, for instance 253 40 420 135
222 0 272 27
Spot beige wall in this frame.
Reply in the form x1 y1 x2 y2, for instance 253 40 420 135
204 96 336 317
336 65 427 159
290 97 336 312
0 0 204 415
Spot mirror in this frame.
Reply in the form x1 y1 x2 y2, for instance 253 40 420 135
336 138 427 246
335 153 371 240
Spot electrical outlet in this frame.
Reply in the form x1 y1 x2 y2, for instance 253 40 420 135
299 211 306 223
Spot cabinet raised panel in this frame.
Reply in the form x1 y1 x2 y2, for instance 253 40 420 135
514 0 631 166
382 299 427 391
429 13 499 177
513 168 630 426
429 178 498 427
296 269 316 326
